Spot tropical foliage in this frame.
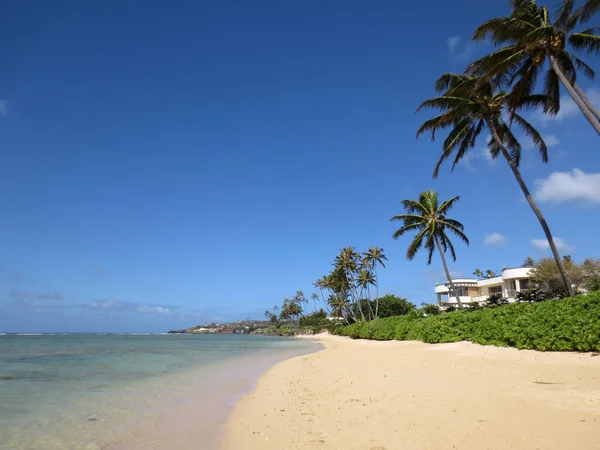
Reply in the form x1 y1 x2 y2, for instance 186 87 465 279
314 246 388 323
527 255 600 297
391 190 469 307
333 291 600 352
416 73 574 297
467 0 600 134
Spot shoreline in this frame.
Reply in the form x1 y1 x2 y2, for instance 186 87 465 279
101 337 321 450
220 333 600 449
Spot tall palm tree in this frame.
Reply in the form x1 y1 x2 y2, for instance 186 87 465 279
362 246 388 318
356 268 376 320
327 294 350 323
314 275 333 315
310 292 319 312
335 246 365 321
391 190 469 308
467 0 600 134
417 73 574 296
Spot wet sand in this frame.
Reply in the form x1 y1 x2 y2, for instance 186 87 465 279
220 334 600 450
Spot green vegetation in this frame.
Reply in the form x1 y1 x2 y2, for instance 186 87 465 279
333 292 600 352
467 0 600 135
417 73 573 296
257 1 600 349
391 190 469 308
314 246 388 323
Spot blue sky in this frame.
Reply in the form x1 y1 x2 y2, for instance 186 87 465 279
1 0 599 332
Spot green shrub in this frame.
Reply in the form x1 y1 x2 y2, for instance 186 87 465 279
278 327 296 336
422 304 440 315
486 294 509 307
331 292 600 352
299 309 328 327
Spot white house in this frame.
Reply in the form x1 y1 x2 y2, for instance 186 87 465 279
434 267 533 306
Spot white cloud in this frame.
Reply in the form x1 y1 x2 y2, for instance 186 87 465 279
446 36 473 65
447 36 460 53
91 299 121 310
484 233 508 247
0 100 7 117
459 145 496 172
535 169 600 204
545 135 560 147
91 299 173 314
531 237 574 252
137 305 171 315
535 89 600 125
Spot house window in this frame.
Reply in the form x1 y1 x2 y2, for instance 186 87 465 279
450 287 468 296
520 279 530 290
489 286 503 294
508 280 516 291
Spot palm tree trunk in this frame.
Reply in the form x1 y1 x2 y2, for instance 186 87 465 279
434 235 463 308
488 122 574 297
374 267 380 319
573 83 600 122
551 57 600 136
366 284 375 320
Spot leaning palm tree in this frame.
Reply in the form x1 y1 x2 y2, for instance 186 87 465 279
391 190 469 308
417 73 574 296
468 0 600 134
362 246 388 318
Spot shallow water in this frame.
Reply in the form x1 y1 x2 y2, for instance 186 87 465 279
0 334 317 449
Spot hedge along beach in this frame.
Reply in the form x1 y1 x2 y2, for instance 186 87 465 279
221 334 600 450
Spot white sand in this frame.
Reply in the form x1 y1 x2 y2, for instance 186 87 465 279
220 334 600 450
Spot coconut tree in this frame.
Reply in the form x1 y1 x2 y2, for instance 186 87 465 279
313 276 333 315
327 294 350 322
334 247 365 321
356 268 376 320
467 0 600 134
391 190 469 308
416 73 574 296
362 246 388 318
310 292 319 312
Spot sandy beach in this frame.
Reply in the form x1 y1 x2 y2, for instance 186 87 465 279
220 334 600 450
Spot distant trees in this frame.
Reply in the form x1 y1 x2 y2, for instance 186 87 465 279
279 291 307 326
520 256 600 299
473 269 498 279
314 246 388 323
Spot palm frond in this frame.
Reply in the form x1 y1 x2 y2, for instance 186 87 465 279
543 68 561 114
513 113 549 163
569 31 600 55
416 96 475 113
555 0 575 28
568 52 596 80
437 196 462 216
405 228 426 261
574 0 600 24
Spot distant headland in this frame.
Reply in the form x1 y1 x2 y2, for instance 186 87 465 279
168 319 271 335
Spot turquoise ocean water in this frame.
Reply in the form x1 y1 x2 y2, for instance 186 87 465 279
0 334 317 449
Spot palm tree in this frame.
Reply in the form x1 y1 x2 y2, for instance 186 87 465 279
417 73 574 297
467 0 600 134
391 190 469 308
356 268 376 320
314 275 333 315
311 292 319 312
362 246 388 318
335 247 365 321
327 294 350 323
